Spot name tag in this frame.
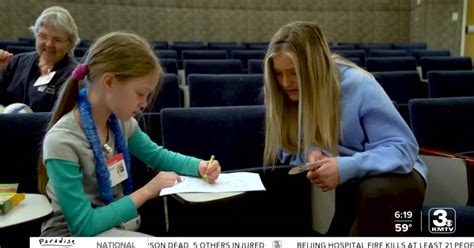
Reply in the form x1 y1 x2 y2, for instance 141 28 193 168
33 71 56 87
106 153 128 187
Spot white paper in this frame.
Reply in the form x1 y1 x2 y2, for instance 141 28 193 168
159 172 265 196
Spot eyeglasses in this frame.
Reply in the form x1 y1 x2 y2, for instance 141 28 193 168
36 33 69 45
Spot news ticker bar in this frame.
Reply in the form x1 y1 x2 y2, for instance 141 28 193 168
29 237 474 248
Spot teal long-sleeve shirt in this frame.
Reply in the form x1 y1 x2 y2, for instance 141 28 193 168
45 127 201 236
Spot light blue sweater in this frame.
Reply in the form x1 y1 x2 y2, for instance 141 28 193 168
280 64 427 184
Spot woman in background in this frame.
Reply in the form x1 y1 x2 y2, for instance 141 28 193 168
0 6 79 112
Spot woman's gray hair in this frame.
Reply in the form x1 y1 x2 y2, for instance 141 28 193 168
29 6 80 54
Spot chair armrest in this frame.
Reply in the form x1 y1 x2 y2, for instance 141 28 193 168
419 147 456 158
420 147 474 167
456 153 474 167
420 147 474 206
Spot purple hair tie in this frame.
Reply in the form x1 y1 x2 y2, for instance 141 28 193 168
72 64 88 81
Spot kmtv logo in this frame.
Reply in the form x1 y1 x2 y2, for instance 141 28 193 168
428 208 456 234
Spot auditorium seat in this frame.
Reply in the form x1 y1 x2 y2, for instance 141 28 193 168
5 45 35 54
334 49 366 66
147 74 180 112
160 106 314 236
230 50 266 71
420 56 472 79
247 59 264 74
183 59 243 83
155 50 177 59
409 97 474 236
182 50 228 60
188 74 263 107
366 57 417 72
411 49 451 64
159 59 178 75
369 49 409 57
373 71 427 123
427 70 474 98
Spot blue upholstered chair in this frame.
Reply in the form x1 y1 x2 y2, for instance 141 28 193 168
369 49 409 57
17 37 36 46
169 44 207 60
173 41 204 45
159 59 178 75
409 97 474 236
330 45 356 50
372 71 427 123
155 49 177 59
0 113 50 246
78 39 93 48
247 59 264 74
160 106 313 236
411 49 451 64
5 45 35 54
0 113 50 193
182 50 228 60
188 74 263 107
393 42 427 52
151 41 168 50
183 59 243 83
161 106 265 170
427 70 474 98
242 41 269 48
420 56 472 79
0 40 29 50
334 49 366 66
207 41 237 48
73 47 88 58
358 43 393 55
230 50 266 70
207 44 246 57
409 97 474 156
146 74 180 112
366 57 417 72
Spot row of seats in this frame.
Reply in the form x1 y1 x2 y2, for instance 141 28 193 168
154 71 473 106
159 57 265 75
1 40 429 61
335 48 450 63
7 38 426 49
157 56 472 81
373 70 474 122
148 70 473 126
1 96 473 236
4 45 469 80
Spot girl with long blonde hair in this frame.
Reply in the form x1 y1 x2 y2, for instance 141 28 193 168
263 21 426 236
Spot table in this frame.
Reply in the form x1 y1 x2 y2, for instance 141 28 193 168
0 193 52 228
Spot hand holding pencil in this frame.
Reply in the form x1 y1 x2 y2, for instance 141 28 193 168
199 155 221 184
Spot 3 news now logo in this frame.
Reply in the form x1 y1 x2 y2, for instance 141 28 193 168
428 207 456 234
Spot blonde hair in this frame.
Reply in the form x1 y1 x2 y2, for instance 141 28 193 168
263 21 341 166
29 6 80 54
38 31 162 194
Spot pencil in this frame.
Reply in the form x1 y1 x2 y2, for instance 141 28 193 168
203 155 215 181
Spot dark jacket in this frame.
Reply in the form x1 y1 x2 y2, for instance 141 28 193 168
0 51 77 112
